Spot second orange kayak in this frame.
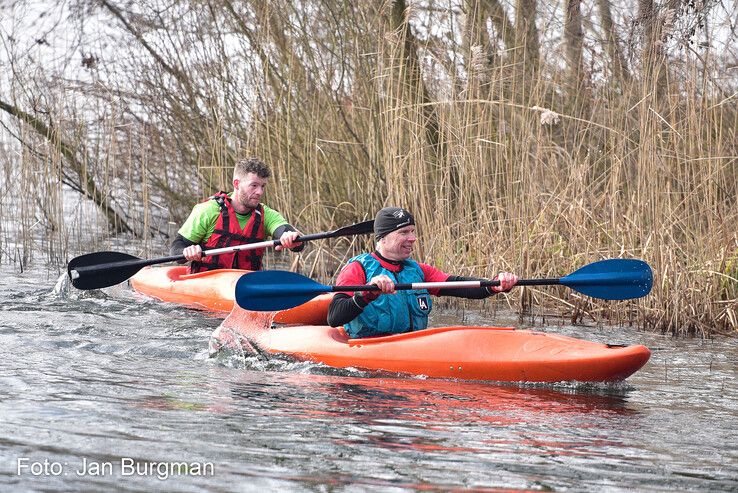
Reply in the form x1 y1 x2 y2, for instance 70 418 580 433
130 266 331 325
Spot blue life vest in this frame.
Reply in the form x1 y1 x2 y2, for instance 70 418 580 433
345 253 433 338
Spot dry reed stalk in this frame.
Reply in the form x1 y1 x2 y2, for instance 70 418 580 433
1 0 735 335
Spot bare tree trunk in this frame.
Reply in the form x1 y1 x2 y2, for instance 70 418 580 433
0 98 133 234
639 0 668 99
564 0 589 115
564 0 584 84
596 0 631 86
464 0 495 93
484 0 516 52
388 0 441 155
639 0 656 72
514 0 540 78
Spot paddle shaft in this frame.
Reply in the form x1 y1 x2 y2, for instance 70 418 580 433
69 222 374 280
69 239 284 279
235 259 653 310
334 278 561 292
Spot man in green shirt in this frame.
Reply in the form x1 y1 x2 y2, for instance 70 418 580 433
170 158 303 273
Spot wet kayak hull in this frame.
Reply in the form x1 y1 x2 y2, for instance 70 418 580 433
130 266 331 325
217 308 651 382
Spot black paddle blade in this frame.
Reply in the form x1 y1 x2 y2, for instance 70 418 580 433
330 220 374 237
298 219 375 242
67 251 145 290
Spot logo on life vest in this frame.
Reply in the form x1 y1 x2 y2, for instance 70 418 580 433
416 295 430 311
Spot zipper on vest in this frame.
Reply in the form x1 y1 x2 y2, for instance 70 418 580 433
388 269 414 332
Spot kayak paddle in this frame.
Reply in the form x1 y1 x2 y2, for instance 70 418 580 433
68 219 375 290
235 258 653 311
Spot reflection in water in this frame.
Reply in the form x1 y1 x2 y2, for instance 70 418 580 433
228 372 633 449
217 372 646 490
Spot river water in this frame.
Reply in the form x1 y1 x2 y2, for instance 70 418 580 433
1 264 736 492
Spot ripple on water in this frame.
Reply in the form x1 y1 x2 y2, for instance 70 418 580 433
1 264 737 491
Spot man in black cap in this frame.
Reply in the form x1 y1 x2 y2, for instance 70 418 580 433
327 206 518 338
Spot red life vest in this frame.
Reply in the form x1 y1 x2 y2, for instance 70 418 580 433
189 192 265 273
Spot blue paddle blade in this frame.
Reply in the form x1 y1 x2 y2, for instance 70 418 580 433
560 259 653 300
235 270 331 311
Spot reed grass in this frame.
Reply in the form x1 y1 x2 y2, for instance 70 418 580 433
0 0 735 336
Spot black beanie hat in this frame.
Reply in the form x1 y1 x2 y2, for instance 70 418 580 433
374 207 415 241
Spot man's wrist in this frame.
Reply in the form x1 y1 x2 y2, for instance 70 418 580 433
352 293 369 308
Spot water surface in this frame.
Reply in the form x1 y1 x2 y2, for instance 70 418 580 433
1 265 736 491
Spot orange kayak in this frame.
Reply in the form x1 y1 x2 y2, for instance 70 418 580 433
218 308 651 383
130 266 331 325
